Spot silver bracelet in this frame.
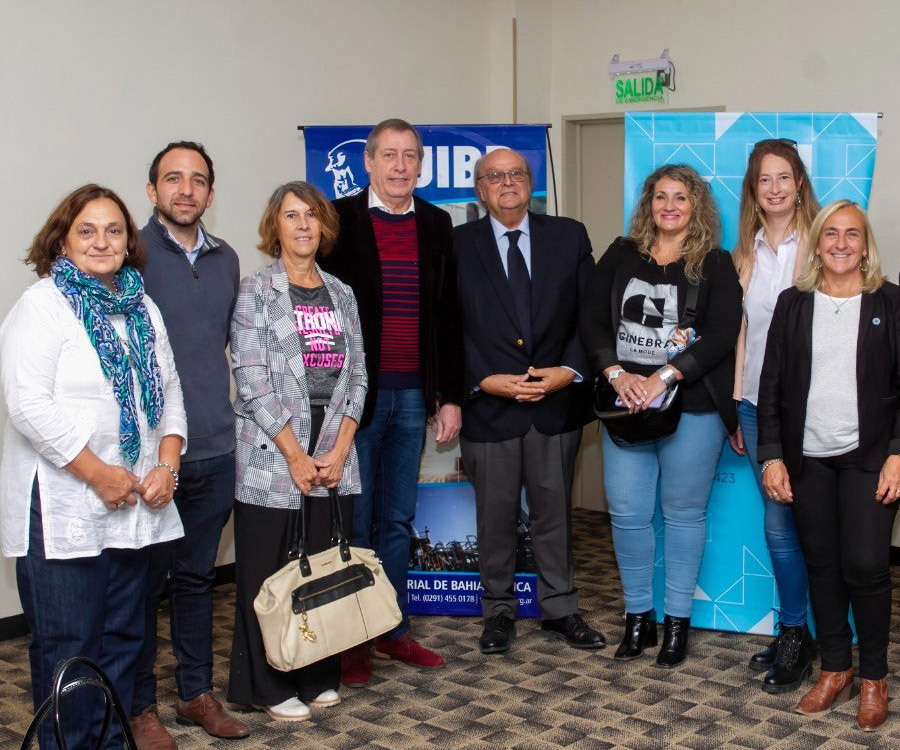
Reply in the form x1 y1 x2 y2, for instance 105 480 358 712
155 461 179 491
656 365 677 387
761 459 783 475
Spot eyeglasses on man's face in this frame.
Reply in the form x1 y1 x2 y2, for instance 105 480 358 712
477 169 529 185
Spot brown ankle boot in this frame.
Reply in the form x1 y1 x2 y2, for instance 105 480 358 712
795 668 855 715
857 678 888 731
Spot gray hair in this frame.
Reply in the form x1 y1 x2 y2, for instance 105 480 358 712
365 118 424 161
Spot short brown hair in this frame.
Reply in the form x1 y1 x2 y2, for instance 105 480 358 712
365 118 424 161
258 182 340 258
25 184 146 277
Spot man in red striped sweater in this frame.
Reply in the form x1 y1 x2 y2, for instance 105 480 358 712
319 119 464 687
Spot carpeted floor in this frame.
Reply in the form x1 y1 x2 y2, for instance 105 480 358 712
2 509 899 749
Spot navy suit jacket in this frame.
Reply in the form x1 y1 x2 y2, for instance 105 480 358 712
454 211 594 442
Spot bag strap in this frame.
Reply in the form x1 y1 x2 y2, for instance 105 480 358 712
20 656 137 750
681 278 700 327
288 490 351 578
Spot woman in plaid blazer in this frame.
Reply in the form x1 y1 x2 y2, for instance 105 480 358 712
227 182 367 721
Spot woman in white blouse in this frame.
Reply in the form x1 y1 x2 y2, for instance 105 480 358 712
729 139 820 694
758 200 900 731
0 185 187 750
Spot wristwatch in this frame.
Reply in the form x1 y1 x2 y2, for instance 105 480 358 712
607 367 625 383
657 365 677 387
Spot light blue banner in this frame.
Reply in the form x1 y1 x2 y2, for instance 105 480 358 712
626 112 879 634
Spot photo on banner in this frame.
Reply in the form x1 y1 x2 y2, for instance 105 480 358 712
624 111 878 634
304 124 550 616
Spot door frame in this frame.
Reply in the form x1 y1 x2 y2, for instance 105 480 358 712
561 106 726 222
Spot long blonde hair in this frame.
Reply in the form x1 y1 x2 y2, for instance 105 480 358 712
796 200 884 293
733 139 819 277
628 164 720 282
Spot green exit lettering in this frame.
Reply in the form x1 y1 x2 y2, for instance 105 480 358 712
615 74 667 105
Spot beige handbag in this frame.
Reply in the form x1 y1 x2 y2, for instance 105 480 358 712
254 490 402 672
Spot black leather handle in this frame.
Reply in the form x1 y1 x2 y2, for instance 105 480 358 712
21 656 137 750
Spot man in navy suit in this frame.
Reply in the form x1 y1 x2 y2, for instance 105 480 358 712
455 148 604 654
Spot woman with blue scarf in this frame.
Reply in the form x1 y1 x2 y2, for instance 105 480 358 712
0 184 187 749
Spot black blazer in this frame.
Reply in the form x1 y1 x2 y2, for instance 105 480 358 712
319 189 464 428
579 237 741 432
757 283 900 475
454 212 594 442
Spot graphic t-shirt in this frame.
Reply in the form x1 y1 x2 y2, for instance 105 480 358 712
288 283 347 406
616 265 681 370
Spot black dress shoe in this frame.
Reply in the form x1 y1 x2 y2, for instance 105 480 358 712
655 615 690 668
762 624 816 694
480 614 516 654
614 609 658 660
749 635 779 671
541 614 606 650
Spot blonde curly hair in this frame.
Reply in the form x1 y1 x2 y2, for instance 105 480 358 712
628 164 720 282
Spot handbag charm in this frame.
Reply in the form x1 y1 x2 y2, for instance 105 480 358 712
298 610 317 642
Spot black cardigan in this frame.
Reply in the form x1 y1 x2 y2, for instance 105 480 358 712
579 237 742 432
756 283 900 475
319 189 464 428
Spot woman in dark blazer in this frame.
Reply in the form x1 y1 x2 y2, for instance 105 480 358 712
757 199 900 732
580 164 742 668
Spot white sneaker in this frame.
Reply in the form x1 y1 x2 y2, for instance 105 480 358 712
263 697 310 721
310 689 341 708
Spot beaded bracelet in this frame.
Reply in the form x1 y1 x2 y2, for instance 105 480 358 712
155 461 180 491
761 458 783 475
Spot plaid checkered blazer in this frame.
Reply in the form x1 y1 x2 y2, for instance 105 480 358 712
231 259 367 507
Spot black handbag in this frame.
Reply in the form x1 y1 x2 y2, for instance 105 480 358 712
21 656 137 750
593 262 700 447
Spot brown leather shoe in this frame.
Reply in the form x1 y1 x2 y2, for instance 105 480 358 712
857 678 889 731
175 691 250 739
130 706 177 750
796 668 855 715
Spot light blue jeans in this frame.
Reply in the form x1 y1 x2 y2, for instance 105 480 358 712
603 412 727 618
737 399 808 626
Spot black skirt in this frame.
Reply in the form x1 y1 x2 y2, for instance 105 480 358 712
227 407 354 705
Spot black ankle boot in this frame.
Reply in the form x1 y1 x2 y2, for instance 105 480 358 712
749 635 779 671
656 615 690 668
762 624 816 694
614 610 658 660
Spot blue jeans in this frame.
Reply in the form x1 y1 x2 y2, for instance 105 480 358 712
737 400 809 626
353 388 426 639
17 481 149 750
603 412 727 618
133 452 235 713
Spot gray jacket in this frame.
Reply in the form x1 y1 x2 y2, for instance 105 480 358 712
231 259 367 506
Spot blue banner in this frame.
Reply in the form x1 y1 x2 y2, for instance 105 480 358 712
407 482 540 617
626 112 878 634
303 124 548 225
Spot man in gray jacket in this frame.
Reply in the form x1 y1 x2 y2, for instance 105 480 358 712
130 142 248 749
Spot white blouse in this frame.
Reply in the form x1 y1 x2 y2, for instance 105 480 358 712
0 278 188 560
742 228 799 405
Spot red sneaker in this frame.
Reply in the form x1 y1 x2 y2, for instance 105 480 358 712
341 642 372 688
373 634 445 669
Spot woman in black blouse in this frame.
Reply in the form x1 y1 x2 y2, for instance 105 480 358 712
580 164 742 668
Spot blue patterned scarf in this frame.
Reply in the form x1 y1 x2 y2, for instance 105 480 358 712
51 257 165 465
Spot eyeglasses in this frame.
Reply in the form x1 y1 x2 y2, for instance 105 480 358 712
477 170 529 185
755 138 798 150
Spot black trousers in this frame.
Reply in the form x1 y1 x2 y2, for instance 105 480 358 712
227 408 353 705
791 450 898 679
460 425 582 620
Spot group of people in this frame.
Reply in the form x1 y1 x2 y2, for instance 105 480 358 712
0 120 897 750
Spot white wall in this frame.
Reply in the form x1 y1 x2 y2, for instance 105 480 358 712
534 0 900 274
0 0 517 619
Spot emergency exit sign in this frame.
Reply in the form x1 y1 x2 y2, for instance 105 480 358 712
615 73 668 105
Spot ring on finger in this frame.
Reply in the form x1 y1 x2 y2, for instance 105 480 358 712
116 501 125 509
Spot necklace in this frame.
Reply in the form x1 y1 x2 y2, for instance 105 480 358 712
823 293 854 315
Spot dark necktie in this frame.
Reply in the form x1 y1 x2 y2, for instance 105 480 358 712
505 229 532 347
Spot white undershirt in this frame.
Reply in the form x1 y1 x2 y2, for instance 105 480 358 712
742 228 799 405
803 291 861 457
